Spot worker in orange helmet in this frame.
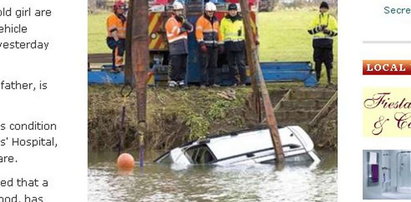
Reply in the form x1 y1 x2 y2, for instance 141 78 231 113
165 1 194 87
106 0 127 72
195 2 223 88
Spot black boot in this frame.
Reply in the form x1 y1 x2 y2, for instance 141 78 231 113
315 62 322 83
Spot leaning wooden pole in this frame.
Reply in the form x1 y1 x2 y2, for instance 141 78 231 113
241 4 261 121
124 0 134 85
239 0 285 163
133 0 149 167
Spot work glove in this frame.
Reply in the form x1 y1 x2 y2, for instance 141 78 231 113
218 45 224 54
253 35 260 46
175 15 183 23
180 27 187 33
181 15 187 22
323 29 331 35
314 25 326 32
182 21 193 31
200 44 208 53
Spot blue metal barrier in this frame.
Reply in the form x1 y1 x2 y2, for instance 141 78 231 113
260 61 317 87
88 61 317 87
88 65 125 85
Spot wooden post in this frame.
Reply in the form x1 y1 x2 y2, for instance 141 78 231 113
133 0 149 167
241 4 261 120
124 0 134 85
239 0 285 163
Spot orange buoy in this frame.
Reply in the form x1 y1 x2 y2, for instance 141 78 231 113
117 153 135 170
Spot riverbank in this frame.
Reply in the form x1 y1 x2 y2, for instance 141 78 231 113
88 84 337 152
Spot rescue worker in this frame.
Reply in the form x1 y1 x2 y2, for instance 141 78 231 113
220 3 247 86
307 1 337 86
195 2 223 87
165 1 193 87
106 0 127 72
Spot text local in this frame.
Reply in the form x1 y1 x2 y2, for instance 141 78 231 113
365 63 406 72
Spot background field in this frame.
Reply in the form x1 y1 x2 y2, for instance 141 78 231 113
88 8 338 81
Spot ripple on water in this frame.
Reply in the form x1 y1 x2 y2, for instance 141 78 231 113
88 152 337 202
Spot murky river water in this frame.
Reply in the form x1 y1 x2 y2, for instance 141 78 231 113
88 151 337 202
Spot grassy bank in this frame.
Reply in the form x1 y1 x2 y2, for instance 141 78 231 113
89 85 252 151
89 84 337 151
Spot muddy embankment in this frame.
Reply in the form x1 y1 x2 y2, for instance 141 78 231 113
88 84 337 152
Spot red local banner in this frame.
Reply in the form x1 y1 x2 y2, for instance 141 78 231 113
363 60 411 75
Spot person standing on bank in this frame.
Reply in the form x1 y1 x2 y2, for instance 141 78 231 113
220 3 247 86
106 0 127 72
195 2 223 87
307 1 337 86
165 1 193 87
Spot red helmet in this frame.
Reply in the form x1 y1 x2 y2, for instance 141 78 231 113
113 0 127 11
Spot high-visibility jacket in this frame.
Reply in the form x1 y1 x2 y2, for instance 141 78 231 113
106 13 126 39
195 15 223 47
165 14 193 55
220 14 245 42
307 12 337 39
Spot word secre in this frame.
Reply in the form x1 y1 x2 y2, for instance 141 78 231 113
0 7 52 18
384 6 411 15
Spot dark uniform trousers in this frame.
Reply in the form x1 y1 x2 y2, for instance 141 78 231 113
227 49 246 85
169 54 188 82
225 41 246 85
200 47 218 86
106 37 126 68
313 38 333 83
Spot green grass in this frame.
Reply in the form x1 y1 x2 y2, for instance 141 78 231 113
88 11 111 54
257 8 338 82
88 9 338 82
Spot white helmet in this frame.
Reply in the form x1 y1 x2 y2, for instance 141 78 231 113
173 1 184 10
205 2 217 11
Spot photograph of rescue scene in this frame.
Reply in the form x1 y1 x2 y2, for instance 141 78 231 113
88 0 337 201
364 150 411 200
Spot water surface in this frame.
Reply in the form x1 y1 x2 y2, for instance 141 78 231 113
89 151 337 202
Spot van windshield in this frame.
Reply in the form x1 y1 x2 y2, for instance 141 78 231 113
185 145 216 164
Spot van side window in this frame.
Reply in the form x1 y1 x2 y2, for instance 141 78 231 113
185 145 216 164
157 154 173 164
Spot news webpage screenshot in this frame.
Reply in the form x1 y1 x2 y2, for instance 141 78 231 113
0 0 410 201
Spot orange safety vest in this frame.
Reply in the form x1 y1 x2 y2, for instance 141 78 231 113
165 15 188 44
195 15 222 47
106 13 126 39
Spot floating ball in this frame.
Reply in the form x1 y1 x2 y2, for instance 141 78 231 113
117 153 135 170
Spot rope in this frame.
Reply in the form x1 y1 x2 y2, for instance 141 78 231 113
117 84 134 156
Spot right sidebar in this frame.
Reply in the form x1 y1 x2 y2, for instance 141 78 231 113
340 0 411 201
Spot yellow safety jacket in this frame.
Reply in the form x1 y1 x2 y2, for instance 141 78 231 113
307 12 337 39
220 15 245 42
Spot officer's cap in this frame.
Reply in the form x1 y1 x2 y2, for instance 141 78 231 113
228 3 238 11
320 1 329 9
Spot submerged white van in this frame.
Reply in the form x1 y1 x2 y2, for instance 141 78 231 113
154 126 320 166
